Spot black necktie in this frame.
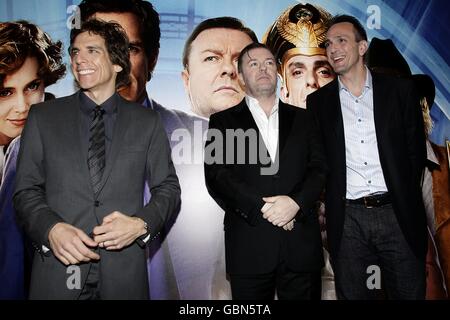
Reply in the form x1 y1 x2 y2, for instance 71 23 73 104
88 106 105 195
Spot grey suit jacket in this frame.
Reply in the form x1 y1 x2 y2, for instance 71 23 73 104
13 91 181 299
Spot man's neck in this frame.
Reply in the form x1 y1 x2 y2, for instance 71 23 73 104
254 95 277 118
83 87 116 105
339 64 367 97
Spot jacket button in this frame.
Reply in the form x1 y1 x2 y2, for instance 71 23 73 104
94 201 100 207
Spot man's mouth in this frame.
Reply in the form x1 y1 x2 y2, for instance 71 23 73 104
8 118 27 126
214 86 239 93
78 69 95 75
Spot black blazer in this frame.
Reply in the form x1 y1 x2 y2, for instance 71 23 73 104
205 99 326 274
13 91 181 299
308 72 427 261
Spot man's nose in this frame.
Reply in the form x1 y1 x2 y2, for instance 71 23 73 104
305 69 319 89
221 57 237 78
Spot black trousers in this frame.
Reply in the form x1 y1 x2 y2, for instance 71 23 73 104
333 203 425 300
229 261 321 300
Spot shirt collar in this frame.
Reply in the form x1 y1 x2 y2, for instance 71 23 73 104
246 95 279 116
338 66 373 96
79 91 118 116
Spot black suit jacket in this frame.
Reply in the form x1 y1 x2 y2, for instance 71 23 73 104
308 72 427 261
13 91 180 299
204 99 326 274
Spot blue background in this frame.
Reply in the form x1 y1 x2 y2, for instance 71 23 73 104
1 0 448 145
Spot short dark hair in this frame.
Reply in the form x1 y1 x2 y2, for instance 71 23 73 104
69 19 131 88
328 14 367 42
79 0 160 66
237 42 273 73
182 16 258 69
0 20 66 88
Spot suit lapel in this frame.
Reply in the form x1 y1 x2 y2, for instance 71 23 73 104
278 100 294 158
233 99 271 164
66 92 94 194
372 73 389 143
96 98 131 196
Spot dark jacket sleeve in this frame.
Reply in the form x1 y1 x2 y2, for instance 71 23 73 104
13 106 65 248
134 113 181 242
204 113 265 226
289 110 327 218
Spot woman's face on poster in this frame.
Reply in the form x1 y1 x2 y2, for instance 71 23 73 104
0 56 45 144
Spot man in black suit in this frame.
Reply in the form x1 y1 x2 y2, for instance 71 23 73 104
13 20 180 299
307 15 427 299
205 43 326 300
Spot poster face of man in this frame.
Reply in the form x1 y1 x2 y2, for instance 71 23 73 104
182 28 254 118
92 12 150 104
282 54 334 108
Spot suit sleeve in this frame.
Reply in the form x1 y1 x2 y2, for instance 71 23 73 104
403 79 426 186
289 110 327 219
13 106 65 248
134 113 181 241
204 113 265 226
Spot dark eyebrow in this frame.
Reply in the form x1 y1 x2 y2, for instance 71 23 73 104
288 61 306 69
86 45 103 51
314 60 332 68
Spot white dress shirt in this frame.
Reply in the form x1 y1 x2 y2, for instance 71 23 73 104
246 96 279 163
339 68 388 199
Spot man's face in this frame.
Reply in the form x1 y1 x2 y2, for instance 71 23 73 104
282 54 334 108
182 28 254 118
239 47 278 99
0 57 44 143
70 32 121 98
93 12 150 104
325 22 367 76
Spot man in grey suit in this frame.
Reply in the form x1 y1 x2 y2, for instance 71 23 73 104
13 20 180 299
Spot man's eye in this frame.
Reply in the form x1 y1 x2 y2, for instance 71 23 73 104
292 70 303 77
204 56 219 62
318 68 332 76
129 45 141 54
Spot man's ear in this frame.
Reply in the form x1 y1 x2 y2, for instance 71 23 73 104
359 40 368 57
114 64 123 73
147 50 159 81
181 69 190 95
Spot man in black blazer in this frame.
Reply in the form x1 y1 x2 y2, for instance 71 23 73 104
205 43 326 300
13 20 180 299
308 15 427 299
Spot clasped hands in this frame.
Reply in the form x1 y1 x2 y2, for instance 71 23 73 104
48 211 147 266
261 195 300 231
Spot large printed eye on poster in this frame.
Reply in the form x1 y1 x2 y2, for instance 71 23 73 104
0 0 449 302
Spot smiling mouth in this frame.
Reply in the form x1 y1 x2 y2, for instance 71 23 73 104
78 69 95 75
333 56 345 64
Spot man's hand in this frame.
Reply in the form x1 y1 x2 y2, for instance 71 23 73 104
261 195 300 227
283 219 295 231
93 211 147 250
48 222 99 266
